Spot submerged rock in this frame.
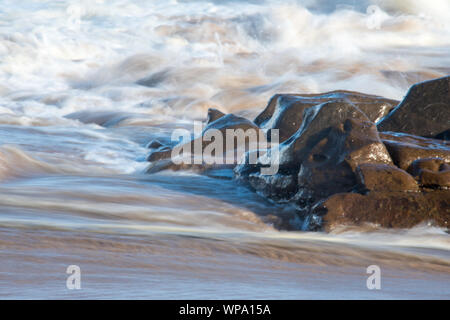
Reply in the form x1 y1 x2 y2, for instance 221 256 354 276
377 76 450 139
65 110 137 127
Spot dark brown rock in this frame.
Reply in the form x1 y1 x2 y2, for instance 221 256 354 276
420 170 450 188
408 158 450 188
236 101 393 202
356 163 419 192
254 91 398 142
380 132 450 170
377 76 450 139
296 117 393 200
313 191 450 231
144 76 450 232
277 101 394 170
408 158 448 176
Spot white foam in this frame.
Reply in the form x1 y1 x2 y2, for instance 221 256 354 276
0 0 448 122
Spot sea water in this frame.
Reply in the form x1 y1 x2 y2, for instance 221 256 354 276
0 0 449 299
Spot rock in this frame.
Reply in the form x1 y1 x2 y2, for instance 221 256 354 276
147 109 264 171
206 108 226 124
254 91 398 142
203 111 260 133
408 158 450 188
296 117 393 201
144 76 450 232
147 139 165 149
147 145 173 162
236 101 393 202
408 158 448 176
380 132 450 170
377 76 450 139
313 190 450 231
279 101 392 167
356 163 419 192
420 170 450 188
244 170 299 201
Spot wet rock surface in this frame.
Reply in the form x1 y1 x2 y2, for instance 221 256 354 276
235 101 393 203
147 109 264 173
254 91 398 142
408 158 450 189
146 77 450 231
356 163 419 192
379 132 450 170
313 191 450 231
206 108 226 124
377 76 450 138
295 117 393 200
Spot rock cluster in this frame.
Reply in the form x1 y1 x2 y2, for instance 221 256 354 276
147 76 450 231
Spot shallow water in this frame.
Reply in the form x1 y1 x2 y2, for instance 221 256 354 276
0 0 449 299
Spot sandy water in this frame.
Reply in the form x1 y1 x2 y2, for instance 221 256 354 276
0 0 449 299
